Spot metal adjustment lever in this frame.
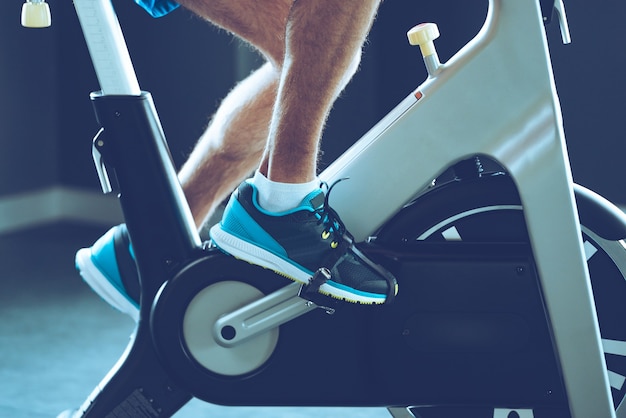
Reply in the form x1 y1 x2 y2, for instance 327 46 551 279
92 128 113 194
407 22 441 76
553 0 571 44
213 269 335 348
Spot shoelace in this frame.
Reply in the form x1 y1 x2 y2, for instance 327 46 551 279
314 179 353 249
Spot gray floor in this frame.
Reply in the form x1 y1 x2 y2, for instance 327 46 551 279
0 222 390 418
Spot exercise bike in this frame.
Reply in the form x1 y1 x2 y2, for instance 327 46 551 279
20 0 626 416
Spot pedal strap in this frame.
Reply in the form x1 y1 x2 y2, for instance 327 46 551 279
318 236 398 304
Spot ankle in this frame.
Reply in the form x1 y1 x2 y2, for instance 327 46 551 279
251 171 319 213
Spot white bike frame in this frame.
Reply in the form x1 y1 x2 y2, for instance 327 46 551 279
72 0 614 416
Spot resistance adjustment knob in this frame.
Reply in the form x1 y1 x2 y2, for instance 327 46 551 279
407 22 441 75
407 22 440 57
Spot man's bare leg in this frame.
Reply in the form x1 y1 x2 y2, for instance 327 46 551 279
176 0 291 227
177 62 277 227
176 0 379 223
265 0 381 183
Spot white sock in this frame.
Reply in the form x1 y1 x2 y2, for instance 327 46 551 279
251 171 320 213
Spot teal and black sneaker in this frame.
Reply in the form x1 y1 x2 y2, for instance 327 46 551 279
210 180 398 305
75 225 140 321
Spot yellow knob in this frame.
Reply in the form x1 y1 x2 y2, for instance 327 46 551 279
407 23 440 57
21 1 51 28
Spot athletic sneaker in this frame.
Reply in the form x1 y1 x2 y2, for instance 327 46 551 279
75 224 140 321
210 180 398 304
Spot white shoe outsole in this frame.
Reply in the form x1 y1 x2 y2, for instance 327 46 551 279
210 225 386 305
75 248 140 322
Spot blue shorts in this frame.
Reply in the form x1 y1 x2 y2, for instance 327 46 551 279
134 0 180 18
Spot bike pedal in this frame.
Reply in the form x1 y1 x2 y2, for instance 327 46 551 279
299 268 338 314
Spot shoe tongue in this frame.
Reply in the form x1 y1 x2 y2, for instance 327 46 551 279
301 188 325 210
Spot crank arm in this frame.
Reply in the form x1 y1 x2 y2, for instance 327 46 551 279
213 269 334 348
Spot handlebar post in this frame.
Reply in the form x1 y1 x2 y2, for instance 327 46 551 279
73 0 141 95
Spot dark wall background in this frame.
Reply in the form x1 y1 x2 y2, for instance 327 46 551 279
1 0 625 204
0 3 60 194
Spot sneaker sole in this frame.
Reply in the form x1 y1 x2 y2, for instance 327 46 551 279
75 248 140 322
210 225 386 305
